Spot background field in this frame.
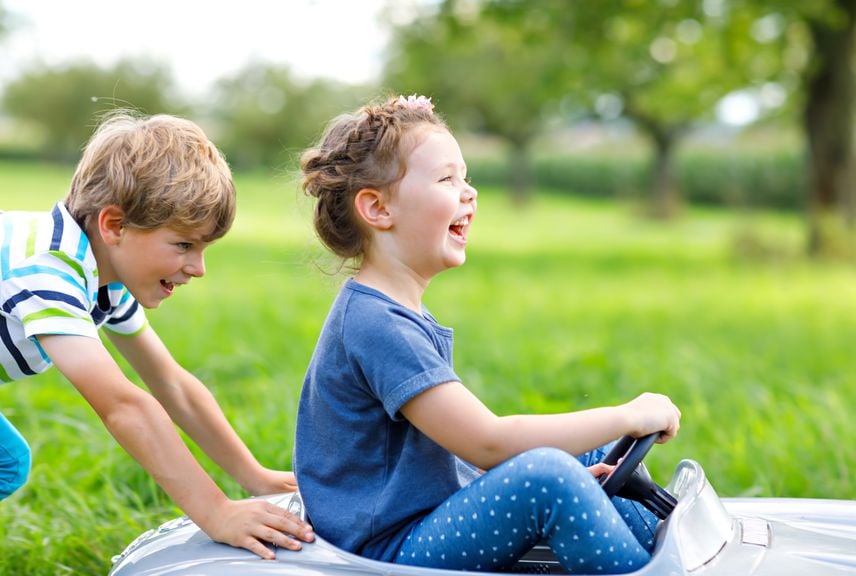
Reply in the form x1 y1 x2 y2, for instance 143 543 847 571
1 160 855 574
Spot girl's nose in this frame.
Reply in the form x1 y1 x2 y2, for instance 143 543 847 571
462 183 478 203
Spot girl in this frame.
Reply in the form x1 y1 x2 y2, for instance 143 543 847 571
294 95 681 574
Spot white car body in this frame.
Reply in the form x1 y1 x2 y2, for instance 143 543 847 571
110 459 856 575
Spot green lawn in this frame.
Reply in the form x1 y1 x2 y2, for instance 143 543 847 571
1 160 855 574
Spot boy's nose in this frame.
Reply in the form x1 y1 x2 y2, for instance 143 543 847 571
185 253 206 277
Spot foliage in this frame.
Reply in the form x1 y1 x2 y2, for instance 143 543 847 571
384 0 571 201
387 2 566 143
209 62 374 170
1 161 855 573
0 1 7 39
1 58 185 161
544 0 806 125
381 0 840 220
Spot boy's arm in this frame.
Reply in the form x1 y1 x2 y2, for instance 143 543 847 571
105 327 294 496
37 333 313 559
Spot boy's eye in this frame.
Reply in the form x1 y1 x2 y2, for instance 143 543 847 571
176 242 192 250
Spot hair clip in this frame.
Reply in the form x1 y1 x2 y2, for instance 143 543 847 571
396 94 434 112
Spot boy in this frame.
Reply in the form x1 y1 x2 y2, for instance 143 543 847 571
0 112 313 559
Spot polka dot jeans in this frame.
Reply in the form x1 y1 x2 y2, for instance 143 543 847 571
395 447 657 574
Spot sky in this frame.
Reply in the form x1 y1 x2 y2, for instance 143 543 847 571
1 0 395 96
1 1 759 125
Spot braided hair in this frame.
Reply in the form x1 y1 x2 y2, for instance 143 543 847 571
300 95 446 261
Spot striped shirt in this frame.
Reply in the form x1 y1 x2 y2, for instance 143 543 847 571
0 202 147 383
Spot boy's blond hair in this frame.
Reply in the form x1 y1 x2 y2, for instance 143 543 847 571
66 111 236 241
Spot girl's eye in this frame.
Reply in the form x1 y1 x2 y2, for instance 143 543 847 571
439 176 453 183
464 176 472 184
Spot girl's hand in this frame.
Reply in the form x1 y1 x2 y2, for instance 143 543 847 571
622 392 682 443
586 462 615 479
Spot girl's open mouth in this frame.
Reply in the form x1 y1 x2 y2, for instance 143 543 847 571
449 215 470 242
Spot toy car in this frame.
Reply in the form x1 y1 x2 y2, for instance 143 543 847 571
109 435 856 575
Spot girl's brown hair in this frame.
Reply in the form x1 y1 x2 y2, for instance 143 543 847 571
300 95 446 261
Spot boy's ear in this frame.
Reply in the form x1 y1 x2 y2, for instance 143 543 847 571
97 205 126 245
353 188 393 230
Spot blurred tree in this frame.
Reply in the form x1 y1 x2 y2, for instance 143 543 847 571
706 0 855 256
546 0 802 219
385 1 569 203
210 62 372 170
557 0 856 252
0 2 8 38
799 0 856 257
2 58 182 161
386 0 801 216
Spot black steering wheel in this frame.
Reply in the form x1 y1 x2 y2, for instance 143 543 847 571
599 432 659 497
598 432 677 519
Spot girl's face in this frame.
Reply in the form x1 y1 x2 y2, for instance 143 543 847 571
386 127 477 279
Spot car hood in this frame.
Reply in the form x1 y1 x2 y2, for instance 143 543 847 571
713 497 856 575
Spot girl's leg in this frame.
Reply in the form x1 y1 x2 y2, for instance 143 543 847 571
395 448 649 574
577 444 660 551
0 412 31 500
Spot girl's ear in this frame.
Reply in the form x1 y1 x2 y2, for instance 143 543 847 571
97 205 126 246
354 188 393 230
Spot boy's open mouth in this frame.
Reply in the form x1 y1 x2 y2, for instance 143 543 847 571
161 280 175 294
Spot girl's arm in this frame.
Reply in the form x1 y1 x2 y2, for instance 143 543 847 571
38 333 313 559
105 327 294 496
400 381 680 471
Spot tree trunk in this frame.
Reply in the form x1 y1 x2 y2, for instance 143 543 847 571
507 139 532 205
627 105 683 220
804 0 856 257
649 128 680 220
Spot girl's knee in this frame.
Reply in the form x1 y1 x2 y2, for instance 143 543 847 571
518 447 585 472
0 441 32 500
517 446 574 465
514 447 596 489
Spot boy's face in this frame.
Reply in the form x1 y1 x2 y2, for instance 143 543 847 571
105 224 212 309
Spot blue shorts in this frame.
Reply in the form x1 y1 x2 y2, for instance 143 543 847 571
0 412 31 500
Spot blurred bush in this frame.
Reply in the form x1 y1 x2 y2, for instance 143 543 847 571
469 149 803 211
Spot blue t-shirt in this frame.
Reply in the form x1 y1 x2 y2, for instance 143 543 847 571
295 278 463 561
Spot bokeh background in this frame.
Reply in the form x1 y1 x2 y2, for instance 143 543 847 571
2 1 856 573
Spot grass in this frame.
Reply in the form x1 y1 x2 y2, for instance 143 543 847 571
1 160 855 574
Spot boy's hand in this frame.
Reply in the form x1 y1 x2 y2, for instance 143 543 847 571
204 498 315 560
243 468 299 496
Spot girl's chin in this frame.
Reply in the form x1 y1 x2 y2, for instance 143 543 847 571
443 255 467 269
